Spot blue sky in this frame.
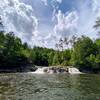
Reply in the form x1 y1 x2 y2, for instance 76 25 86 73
0 0 100 48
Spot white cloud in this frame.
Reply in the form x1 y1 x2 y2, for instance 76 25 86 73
76 0 100 38
92 0 100 13
0 0 38 42
1 0 100 49
54 10 78 38
41 0 62 6
41 0 47 6
56 0 62 3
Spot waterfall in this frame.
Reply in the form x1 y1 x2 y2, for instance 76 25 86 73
68 68 82 74
29 67 82 74
33 67 47 74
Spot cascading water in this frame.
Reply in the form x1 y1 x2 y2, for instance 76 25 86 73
68 68 81 74
33 67 46 74
30 67 82 74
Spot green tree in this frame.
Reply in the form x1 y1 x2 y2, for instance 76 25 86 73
48 51 54 66
52 52 60 66
71 36 97 70
61 50 71 66
95 39 100 54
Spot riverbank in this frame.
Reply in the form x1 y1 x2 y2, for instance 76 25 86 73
0 65 37 73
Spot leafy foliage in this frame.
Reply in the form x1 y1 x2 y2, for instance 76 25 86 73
71 36 100 72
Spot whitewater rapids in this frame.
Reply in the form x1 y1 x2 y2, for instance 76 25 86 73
28 67 82 74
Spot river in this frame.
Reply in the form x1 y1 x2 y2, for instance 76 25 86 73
0 73 100 100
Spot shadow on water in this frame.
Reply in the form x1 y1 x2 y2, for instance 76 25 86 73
0 73 100 100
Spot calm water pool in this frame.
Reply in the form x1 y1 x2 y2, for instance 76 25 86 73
0 73 100 100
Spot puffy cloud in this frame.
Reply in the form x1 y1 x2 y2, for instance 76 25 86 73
1 0 100 49
54 10 78 38
92 0 100 13
76 0 100 38
0 0 38 42
41 0 47 6
56 0 62 3
41 0 62 6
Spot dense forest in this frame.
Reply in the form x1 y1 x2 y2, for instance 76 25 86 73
0 17 100 73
